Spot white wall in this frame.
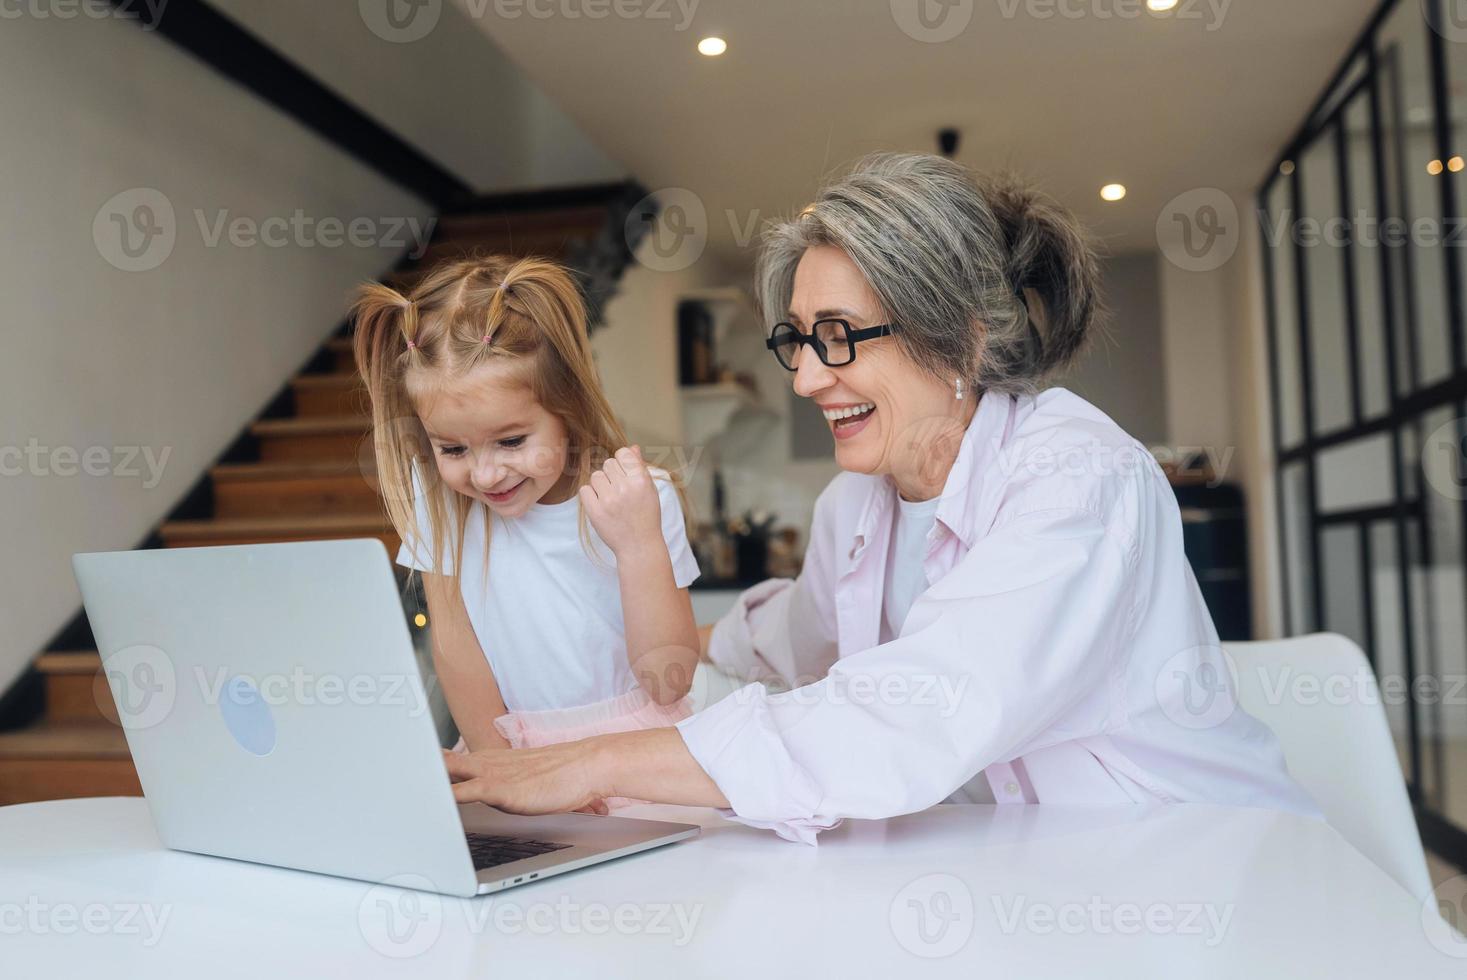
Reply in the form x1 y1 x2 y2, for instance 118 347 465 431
210 0 626 193
1061 251 1169 446
0 12 429 695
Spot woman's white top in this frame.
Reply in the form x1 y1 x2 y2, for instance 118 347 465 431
680 388 1318 844
395 468 699 711
880 493 941 645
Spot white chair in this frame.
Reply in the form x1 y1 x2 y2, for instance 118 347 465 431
1225 632 1433 902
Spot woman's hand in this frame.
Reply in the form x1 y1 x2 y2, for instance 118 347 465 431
579 446 662 559
444 743 609 816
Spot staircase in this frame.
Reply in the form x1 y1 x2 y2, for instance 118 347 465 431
0 184 649 807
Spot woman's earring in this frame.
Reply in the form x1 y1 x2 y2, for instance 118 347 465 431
954 377 965 401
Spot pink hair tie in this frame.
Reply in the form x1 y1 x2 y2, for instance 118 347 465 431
481 335 492 344
405 339 417 350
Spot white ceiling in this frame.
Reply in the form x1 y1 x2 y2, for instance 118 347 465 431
457 0 1381 262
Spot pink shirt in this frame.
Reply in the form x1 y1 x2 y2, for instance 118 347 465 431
676 388 1318 843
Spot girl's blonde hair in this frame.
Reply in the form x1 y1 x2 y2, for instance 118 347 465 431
350 254 670 591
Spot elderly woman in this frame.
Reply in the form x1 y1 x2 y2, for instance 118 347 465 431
445 152 1316 842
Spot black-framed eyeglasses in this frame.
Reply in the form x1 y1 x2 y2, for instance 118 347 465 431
765 319 897 371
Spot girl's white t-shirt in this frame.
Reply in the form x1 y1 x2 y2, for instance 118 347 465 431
395 466 700 712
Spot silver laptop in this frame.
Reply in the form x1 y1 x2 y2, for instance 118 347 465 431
71 538 699 897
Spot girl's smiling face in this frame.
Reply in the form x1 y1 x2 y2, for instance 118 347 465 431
415 360 576 519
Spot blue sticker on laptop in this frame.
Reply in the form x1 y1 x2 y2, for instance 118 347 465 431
219 675 276 756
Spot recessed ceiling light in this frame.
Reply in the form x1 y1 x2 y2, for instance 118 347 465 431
1148 0 1178 9
1450 156 1465 173
1428 159 1445 176
1100 183 1127 202
698 37 726 56
1279 160 1295 176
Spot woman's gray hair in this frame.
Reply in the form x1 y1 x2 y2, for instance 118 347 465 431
754 152 1104 396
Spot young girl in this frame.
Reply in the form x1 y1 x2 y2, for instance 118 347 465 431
350 256 701 806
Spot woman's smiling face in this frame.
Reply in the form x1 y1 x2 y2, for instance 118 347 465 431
786 245 968 490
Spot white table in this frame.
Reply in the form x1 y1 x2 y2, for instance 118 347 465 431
2 797 1461 977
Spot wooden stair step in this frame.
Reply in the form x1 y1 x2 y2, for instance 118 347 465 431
35 651 103 675
210 459 383 518
327 336 355 372
0 722 141 806
291 372 366 416
159 512 399 551
251 414 371 463
34 651 115 726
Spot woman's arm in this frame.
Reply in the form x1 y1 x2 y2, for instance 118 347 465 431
421 570 511 751
444 727 728 812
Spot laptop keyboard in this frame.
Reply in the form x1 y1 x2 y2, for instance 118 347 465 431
465 832 573 871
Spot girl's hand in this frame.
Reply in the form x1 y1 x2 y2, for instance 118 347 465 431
579 446 663 559
444 745 608 815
